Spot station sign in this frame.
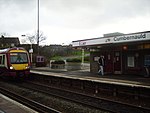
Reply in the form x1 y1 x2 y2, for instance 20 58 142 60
29 49 33 53
113 32 150 43
72 37 113 47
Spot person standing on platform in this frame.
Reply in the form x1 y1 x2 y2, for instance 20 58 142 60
98 55 104 75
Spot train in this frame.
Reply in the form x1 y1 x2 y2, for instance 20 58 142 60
0 47 31 78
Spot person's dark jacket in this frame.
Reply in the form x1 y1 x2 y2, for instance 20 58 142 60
98 57 104 66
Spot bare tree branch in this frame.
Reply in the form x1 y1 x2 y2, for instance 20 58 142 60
22 31 47 44
0 32 10 36
21 39 28 44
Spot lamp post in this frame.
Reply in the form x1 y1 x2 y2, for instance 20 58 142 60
29 44 33 65
21 35 33 67
82 49 84 65
37 0 40 55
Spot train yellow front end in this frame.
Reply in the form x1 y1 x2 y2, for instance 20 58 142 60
0 47 30 78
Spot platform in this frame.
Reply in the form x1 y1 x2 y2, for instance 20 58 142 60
31 67 150 87
0 94 37 113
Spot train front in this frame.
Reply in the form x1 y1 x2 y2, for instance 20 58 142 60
9 49 30 78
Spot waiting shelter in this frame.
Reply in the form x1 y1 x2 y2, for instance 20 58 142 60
72 31 150 76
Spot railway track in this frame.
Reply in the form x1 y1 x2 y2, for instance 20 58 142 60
0 80 103 113
0 74 150 113
0 86 61 113
21 81 150 113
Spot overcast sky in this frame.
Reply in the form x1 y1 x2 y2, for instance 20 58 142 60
0 0 150 45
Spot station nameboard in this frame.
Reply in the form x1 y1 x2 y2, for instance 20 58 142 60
113 32 150 43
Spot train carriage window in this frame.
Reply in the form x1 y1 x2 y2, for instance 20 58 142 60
0 56 2 64
0 55 5 65
2 55 5 64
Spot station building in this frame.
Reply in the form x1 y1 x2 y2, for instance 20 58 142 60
72 31 150 76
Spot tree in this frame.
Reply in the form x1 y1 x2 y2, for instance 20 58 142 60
21 31 46 45
21 31 46 55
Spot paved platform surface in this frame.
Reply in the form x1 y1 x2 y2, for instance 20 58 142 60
0 94 37 113
31 67 150 87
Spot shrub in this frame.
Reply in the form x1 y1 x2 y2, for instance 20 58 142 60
51 60 65 64
51 60 65 69
66 58 81 63
84 56 90 62
51 56 63 60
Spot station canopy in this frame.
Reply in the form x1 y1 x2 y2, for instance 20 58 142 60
72 31 150 48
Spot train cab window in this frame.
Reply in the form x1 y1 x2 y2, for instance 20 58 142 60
10 53 28 64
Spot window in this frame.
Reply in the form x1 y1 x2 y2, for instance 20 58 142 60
144 55 150 66
41 57 44 62
0 56 2 64
0 55 5 65
37 58 40 62
2 55 5 64
127 56 135 67
10 52 28 64
36 56 44 62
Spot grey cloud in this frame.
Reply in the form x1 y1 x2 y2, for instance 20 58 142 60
39 0 150 29
0 0 36 34
0 0 150 35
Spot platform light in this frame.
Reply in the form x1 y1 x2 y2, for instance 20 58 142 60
123 45 127 50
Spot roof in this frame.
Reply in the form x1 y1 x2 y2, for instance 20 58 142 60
0 47 25 54
72 31 150 47
0 36 20 45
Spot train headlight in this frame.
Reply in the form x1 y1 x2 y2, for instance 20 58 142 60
10 66 14 70
25 66 30 69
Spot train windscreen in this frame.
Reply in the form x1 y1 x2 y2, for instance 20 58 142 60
10 52 28 64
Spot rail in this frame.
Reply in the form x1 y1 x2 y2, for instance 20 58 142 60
0 86 61 113
29 72 150 112
23 81 150 113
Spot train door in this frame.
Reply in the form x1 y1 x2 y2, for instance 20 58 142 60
113 51 122 74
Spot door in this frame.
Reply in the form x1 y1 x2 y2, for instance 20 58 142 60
104 53 113 74
114 51 122 74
